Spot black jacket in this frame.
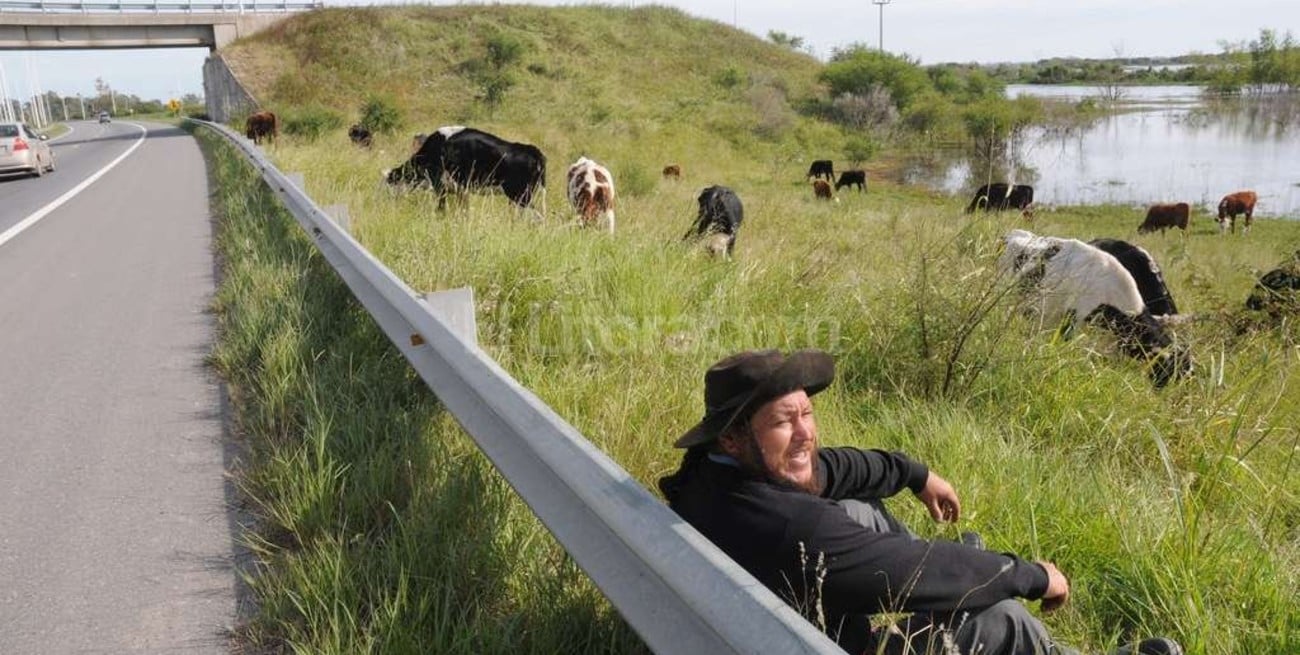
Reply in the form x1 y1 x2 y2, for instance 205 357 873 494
662 447 1049 650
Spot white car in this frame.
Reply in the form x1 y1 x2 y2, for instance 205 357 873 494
0 122 55 178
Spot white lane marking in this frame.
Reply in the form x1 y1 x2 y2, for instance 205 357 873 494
0 123 148 250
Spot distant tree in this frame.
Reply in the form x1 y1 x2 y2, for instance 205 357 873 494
821 45 931 111
768 30 806 52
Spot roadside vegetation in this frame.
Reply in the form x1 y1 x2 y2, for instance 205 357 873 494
209 5 1300 654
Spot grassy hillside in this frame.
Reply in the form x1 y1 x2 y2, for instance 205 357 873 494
223 4 844 181
208 5 1300 654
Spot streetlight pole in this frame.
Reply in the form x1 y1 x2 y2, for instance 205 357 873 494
871 0 892 52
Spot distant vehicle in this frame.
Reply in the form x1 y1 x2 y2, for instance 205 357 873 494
0 121 55 178
98 111 111 124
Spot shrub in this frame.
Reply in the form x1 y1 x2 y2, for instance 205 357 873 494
843 136 878 165
830 87 898 130
820 46 932 111
714 66 745 90
358 95 401 134
282 104 345 141
748 83 793 139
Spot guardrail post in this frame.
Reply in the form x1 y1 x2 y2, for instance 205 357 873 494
324 204 349 232
420 287 478 346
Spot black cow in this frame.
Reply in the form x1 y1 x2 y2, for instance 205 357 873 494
1245 252 1300 316
385 126 546 211
348 124 373 148
965 183 1034 213
807 160 834 182
1089 238 1180 317
684 185 744 257
835 170 867 192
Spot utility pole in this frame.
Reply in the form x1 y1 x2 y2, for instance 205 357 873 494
77 93 85 120
60 95 68 121
872 0 892 52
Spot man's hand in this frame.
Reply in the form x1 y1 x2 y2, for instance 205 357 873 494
1037 561 1070 613
914 471 961 523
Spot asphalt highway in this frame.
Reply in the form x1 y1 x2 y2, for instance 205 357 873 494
0 120 239 653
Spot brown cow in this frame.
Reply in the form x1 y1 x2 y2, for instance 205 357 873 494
244 111 278 145
662 164 682 179
1138 203 1189 234
812 179 834 201
1218 190 1257 235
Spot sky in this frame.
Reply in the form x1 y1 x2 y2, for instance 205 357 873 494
1 0 1296 106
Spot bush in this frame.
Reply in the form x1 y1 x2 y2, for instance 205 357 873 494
820 46 932 112
830 87 898 130
358 95 401 134
748 83 793 139
901 93 959 138
714 66 745 90
283 105 345 141
842 136 878 165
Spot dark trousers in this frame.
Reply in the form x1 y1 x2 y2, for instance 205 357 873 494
839 499 1079 655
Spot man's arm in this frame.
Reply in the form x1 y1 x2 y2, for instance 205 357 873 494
805 505 1051 615
818 447 929 500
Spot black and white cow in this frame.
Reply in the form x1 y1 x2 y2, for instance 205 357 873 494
1000 229 1191 387
684 186 744 258
384 126 546 211
1088 238 1180 317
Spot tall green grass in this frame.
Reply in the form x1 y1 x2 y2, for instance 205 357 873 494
207 5 1299 654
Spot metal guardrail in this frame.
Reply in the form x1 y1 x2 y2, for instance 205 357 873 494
0 0 320 12
193 118 846 655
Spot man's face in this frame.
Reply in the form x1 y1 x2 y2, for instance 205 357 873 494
723 390 819 492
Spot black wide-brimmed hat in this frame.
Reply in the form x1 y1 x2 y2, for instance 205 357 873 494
674 349 835 449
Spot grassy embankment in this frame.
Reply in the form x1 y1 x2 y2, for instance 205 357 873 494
207 6 1300 654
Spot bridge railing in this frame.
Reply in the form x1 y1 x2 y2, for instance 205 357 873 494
0 0 321 12
189 118 847 655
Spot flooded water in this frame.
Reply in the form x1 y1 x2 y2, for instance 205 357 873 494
904 85 1300 218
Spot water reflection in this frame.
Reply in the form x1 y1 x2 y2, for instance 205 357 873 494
902 86 1300 218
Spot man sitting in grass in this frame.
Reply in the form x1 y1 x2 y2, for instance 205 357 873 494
659 348 1181 655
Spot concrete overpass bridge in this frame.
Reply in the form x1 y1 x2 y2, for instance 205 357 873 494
0 0 319 50
0 0 320 120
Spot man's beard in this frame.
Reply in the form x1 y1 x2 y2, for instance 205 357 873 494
734 433 822 495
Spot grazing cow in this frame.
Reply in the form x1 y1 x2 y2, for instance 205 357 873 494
1137 202 1190 234
566 156 616 233
965 183 1034 213
348 124 373 148
684 185 744 258
244 111 278 145
1000 229 1191 387
812 179 834 201
835 170 867 192
410 133 429 156
1218 190 1257 235
662 164 682 179
1245 251 1300 317
384 126 546 212
807 159 834 182
1088 238 1180 316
